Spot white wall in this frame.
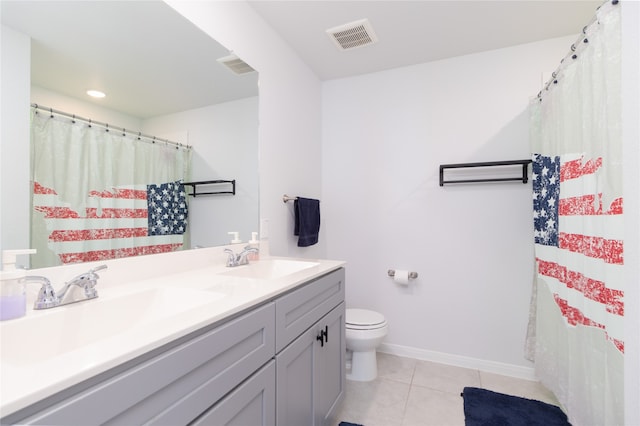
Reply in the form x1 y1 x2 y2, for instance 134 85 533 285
0 26 31 255
166 1 325 259
142 97 259 247
622 2 640 425
322 36 576 377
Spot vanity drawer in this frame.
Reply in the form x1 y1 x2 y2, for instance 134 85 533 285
275 268 345 352
18 302 275 426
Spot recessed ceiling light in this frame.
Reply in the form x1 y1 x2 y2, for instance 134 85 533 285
86 90 106 98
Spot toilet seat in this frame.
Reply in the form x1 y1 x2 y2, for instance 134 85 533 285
346 308 387 330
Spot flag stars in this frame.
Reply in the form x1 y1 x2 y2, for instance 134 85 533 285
147 181 188 236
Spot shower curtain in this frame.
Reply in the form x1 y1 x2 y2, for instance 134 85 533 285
529 2 623 425
30 110 192 268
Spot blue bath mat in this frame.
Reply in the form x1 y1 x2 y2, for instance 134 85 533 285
339 422 363 426
462 387 570 426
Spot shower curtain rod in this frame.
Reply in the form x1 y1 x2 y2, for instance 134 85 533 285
536 0 618 101
31 103 191 151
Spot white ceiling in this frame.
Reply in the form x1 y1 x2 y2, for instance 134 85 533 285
247 0 602 80
1 0 602 119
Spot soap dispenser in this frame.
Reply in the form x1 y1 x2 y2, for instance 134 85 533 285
0 249 36 321
228 232 242 244
247 232 260 261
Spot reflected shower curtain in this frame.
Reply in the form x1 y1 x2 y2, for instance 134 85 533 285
30 110 192 268
529 2 623 425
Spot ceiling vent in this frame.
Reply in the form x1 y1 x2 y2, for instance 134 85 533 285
326 18 378 51
217 54 256 75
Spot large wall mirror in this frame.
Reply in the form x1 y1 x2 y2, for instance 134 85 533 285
1 1 259 268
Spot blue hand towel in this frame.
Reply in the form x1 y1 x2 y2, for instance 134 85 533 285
294 197 320 247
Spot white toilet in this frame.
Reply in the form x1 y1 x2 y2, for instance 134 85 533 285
345 308 388 382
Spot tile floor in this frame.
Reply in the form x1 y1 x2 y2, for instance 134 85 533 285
334 352 561 426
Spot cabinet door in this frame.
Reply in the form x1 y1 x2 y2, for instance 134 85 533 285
275 323 316 426
314 302 345 426
191 360 275 426
276 302 346 426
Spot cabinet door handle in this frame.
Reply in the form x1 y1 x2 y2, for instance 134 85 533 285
316 326 329 347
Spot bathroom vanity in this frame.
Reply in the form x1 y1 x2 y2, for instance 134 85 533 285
0 252 345 426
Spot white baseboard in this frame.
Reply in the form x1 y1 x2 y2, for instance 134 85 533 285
378 343 537 381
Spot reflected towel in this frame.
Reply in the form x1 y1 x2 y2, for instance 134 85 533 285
294 197 320 247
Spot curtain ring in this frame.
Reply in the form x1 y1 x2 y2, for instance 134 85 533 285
152 137 156 144
50 107 54 118
105 123 109 132
72 114 76 123
138 131 142 140
122 128 126 137
88 119 92 128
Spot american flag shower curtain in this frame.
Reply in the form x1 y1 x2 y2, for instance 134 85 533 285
529 2 623 425
30 109 192 268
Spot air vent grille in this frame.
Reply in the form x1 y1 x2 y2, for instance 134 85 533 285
326 18 378 51
217 54 256 75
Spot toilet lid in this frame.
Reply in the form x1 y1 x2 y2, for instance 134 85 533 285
346 308 386 327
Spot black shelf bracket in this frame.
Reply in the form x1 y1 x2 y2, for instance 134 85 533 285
183 180 236 197
439 159 532 186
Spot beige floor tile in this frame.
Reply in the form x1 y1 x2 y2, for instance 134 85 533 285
377 352 417 384
402 386 465 426
335 354 565 426
412 360 480 395
478 371 561 406
335 377 410 426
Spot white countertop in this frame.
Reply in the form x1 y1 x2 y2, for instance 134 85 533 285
0 253 345 417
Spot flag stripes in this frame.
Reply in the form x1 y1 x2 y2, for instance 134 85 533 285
32 181 186 264
532 153 624 353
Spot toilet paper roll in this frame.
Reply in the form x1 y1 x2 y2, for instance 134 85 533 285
393 269 410 286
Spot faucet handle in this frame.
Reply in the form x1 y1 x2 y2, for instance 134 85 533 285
89 264 108 275
223 248 237 267
26 276 57 309
68 264 108 283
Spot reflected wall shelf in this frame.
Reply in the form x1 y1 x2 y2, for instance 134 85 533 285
439 159 532 186
183 180 236 197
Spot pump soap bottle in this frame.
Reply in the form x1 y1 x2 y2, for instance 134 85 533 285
0 249 36 321
247 232 260 261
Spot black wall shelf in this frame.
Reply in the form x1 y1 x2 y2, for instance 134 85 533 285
439 160 532 186
183 180 236 197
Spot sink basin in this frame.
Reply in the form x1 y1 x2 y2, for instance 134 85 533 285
221 259 320 280
0 287 225 365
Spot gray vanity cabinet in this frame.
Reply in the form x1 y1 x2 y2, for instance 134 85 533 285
5 303 276 426
275 268 346 426
2 267 346 426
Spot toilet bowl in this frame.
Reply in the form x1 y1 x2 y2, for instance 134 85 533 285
345 308 388 382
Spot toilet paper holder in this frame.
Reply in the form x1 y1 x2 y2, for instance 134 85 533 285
387 269 418 279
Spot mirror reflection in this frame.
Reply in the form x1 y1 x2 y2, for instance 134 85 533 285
1 1 259 268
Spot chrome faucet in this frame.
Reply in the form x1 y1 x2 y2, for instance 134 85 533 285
28 264 108 310
224 246 259 267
